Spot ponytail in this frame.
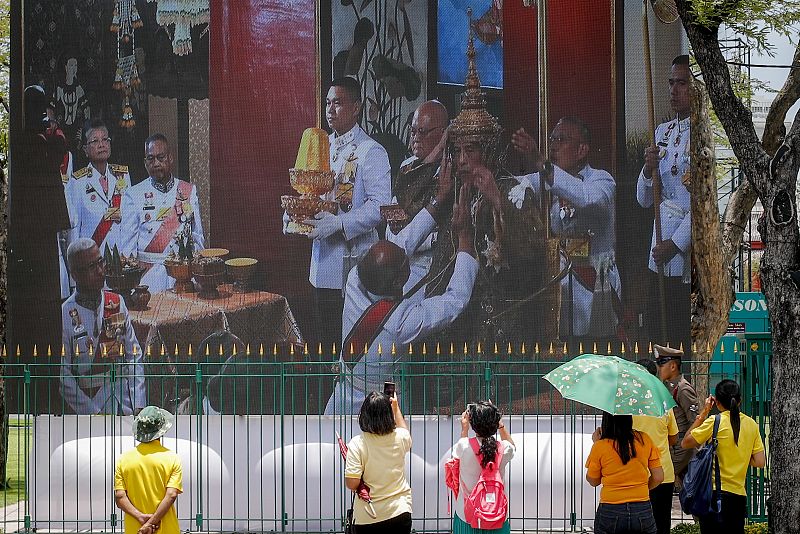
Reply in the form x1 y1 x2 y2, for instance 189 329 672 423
478 435 499 468
715 379 742 445
729 398 741 445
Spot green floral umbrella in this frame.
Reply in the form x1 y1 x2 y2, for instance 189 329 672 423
542 354 677 416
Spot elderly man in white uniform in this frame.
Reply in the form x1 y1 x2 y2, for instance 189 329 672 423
325 180 478 415
61 238 146 415
120 133 204 293
510 117 619 338
292 77 392 352
637 55 692 351
66 120 132 257
385 100 449 296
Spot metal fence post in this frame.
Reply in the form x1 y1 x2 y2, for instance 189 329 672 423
23 365 31 533
280 362 287 532
195 364 203 531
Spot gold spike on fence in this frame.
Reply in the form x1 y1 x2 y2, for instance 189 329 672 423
635 341 640 355
232 344 238 356
507 342 512 355
422 343 428 355
521 342 526 355
621 342 626 355
562 342 568 355
2 345 7 358
318 343 323 356
32 345 38 357
436 342 441 355
377 343 383 355
188 344 193 356
535 342 540 355
648 341 653 355
304 343 309 355
16 346 21 357
463 342 468 355
246 344 251 356
607 342 612 355
408 343 413 355
391 343 396 355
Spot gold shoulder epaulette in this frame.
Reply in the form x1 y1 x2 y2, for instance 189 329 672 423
72 166 91 179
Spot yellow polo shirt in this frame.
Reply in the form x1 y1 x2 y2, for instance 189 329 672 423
114 441 183 534
345 428 413 525
690 410 765 496
633 410 679 483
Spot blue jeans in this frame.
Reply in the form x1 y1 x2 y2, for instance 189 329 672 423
594 502 658 534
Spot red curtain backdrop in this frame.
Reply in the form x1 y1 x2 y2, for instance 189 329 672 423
503 1 615 173
210 1 316 320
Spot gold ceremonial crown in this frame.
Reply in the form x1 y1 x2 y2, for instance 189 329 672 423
449 8 502 147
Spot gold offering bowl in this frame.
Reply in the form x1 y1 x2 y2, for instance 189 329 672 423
193 273 221 299
225 258 258 293
199 248 230 259
105 267 146 306
289 168 336 196
164 261 195 294
281 196 339 235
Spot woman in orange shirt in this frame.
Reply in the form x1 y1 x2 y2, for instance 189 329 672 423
586 412 664 534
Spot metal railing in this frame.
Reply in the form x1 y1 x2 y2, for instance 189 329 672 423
0 354 769 532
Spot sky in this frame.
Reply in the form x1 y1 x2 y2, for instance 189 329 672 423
747 29 799 119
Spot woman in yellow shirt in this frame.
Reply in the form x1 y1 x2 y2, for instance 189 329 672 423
632 359 679 534
344 392 413 534
586 412 664 534
681 380 766 534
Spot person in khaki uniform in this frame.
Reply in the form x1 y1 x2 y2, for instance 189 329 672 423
655 344 699 486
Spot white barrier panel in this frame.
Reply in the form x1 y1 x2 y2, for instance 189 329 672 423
31 416 600 531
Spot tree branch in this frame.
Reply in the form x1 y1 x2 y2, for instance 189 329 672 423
763 44 800 155
676 0 771 194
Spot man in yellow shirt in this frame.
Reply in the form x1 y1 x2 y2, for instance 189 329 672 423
633 359 679 534
114 406 183 534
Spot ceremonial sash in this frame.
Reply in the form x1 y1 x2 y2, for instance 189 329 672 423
144 180 192 255
341 298 402 364
91 185 123 247
86 291 124 376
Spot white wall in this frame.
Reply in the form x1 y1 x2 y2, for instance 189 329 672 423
31 415 602 531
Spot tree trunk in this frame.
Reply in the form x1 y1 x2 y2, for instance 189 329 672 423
689 79 733 400
676 1 800 531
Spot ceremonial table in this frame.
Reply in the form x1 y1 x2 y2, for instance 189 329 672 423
130 284 303 351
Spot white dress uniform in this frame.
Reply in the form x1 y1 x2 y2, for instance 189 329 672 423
637 116 691 281
325 209 478 415
60 290 145 415
58 151 74 299
518 164 620 337
66 162 133 253
310 125 392 290
386 156 438 297
119 176 204 293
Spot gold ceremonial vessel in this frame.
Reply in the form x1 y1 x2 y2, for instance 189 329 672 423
164 261 194 294
282 127 337 236
192 256 225 299
199 248 230 259
103 246 148 309
226 257 258 293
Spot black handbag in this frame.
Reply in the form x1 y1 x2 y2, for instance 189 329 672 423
345 493 356 534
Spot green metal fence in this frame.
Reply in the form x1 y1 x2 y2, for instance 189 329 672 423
0 352 769 532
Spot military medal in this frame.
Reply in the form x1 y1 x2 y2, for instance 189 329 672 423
671 153 679 176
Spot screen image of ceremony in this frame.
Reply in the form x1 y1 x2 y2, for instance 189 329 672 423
6 0 693 419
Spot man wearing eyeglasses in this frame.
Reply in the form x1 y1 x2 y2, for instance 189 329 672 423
384 100 449 294
60 238 146 415
66 119 132 258
120 133 204 293
509 117 619 340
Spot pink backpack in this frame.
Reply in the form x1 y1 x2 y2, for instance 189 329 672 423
463 437 508 529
